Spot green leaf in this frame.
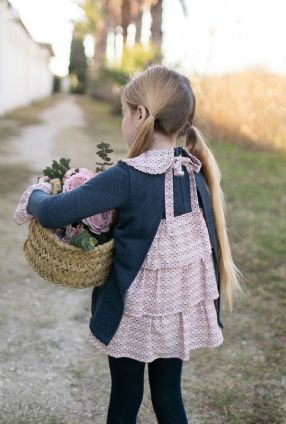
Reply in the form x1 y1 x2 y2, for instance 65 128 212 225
97 142 106 149
70 229 98 251
59 158 71 169
97 151 106 159
56 163 66 174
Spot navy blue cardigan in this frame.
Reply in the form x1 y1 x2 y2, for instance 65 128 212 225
27 146 224 345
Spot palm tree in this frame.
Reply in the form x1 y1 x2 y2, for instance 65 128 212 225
121 0 188 57
74 0 121 77
120 0 139 44
150 0 188 52
74 0 188 76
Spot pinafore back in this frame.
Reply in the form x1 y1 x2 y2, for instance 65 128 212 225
88 148 224 362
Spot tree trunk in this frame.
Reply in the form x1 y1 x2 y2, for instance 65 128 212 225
91 23 108 77
91 0 118 78
121 0 139 45
135 9 143 43
150 0 163 52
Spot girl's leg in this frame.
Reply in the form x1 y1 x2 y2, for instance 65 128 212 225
106 355 146 424
148 357 188 424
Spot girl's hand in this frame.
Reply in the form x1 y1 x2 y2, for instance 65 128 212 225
13 179 53 225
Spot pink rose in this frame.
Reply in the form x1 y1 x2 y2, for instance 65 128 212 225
63 169 95 192
62 167 113 235
83 210 113 235
63 168 77 182
78 168 95 179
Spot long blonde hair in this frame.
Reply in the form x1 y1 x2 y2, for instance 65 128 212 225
121 63 245 312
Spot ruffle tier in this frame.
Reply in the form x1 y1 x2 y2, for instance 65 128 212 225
88 298 223 363
88 252 223 363
124 253 219 317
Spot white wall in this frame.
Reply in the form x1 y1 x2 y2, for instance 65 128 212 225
0 0 54 117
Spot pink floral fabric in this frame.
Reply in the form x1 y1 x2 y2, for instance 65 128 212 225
118 146 202 175
13 178 53 225
88 147 224 362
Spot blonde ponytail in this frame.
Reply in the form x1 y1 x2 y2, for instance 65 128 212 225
128 114 156 158
185 124 245 311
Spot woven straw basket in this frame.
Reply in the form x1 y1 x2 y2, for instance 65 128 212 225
23 218 115 289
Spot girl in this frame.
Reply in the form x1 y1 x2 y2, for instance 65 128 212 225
14 64 243 423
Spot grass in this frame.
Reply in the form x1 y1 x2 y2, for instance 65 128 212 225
187 137 286 423
74 94 128 159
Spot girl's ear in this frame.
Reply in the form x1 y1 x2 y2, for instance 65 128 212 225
137 105 147 121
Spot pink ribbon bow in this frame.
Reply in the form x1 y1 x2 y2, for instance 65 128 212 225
171 155 202 176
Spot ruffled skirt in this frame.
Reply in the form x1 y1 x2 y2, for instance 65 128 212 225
88 253 224 363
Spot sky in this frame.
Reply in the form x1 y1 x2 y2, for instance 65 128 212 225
9 0 286 77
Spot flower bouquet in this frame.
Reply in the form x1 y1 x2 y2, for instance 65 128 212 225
22 143 117 289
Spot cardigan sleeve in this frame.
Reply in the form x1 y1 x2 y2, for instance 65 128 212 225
27 163 130 229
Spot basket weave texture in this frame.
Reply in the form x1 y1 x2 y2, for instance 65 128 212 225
23 218 115 289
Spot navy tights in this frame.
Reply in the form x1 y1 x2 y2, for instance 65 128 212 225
106 355 188 423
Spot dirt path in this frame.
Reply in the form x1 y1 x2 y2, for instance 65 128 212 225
0 94 87 171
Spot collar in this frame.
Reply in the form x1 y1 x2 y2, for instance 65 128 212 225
120 146 202 175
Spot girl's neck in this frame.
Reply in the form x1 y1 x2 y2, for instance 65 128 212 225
148 131 177 150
